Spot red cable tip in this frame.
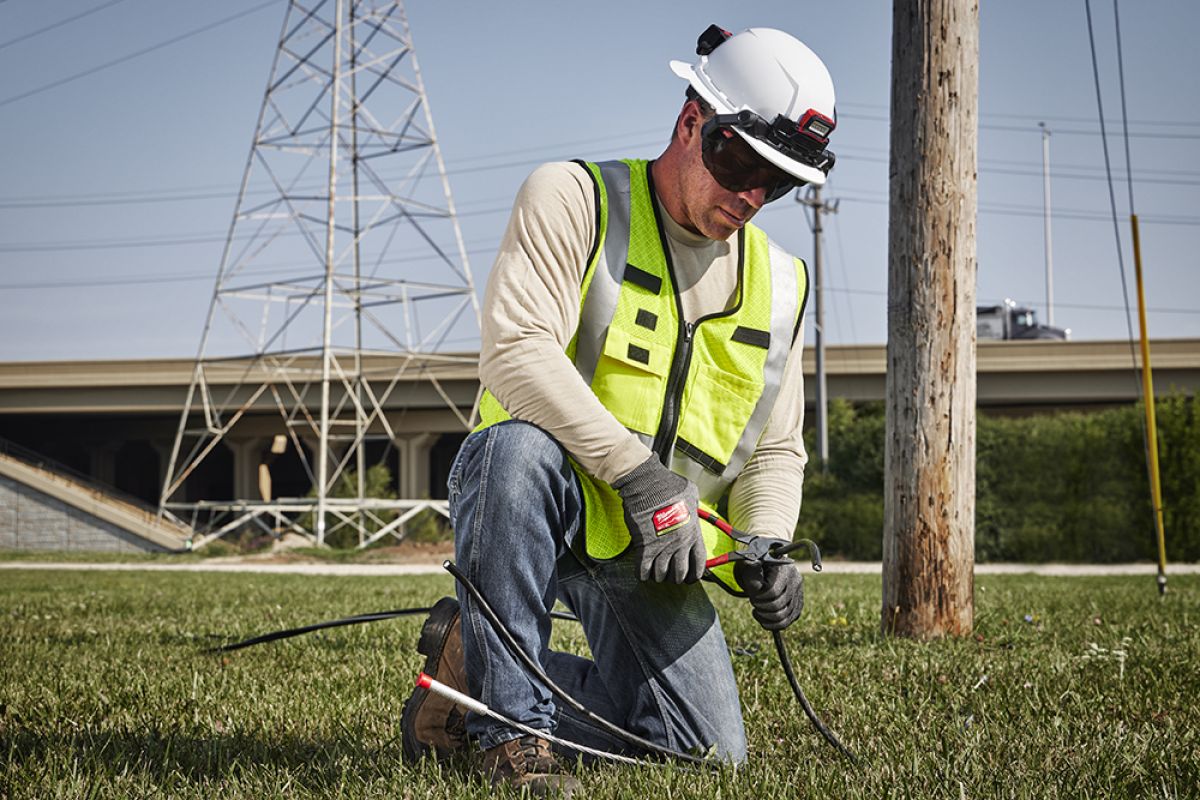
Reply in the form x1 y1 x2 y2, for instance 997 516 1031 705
416 672 433 689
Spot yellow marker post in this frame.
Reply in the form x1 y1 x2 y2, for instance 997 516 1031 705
1130 213 1168 595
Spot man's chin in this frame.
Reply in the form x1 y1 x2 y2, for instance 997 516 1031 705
702 218 741 241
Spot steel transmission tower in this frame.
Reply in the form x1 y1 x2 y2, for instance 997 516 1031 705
160 0 479 549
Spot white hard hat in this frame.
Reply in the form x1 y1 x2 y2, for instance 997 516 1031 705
670 26 837 186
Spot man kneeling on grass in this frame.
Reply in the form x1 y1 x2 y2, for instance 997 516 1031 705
400 24 838 796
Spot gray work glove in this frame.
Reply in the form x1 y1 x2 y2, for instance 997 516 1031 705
612 456 706 584
734 547 805 630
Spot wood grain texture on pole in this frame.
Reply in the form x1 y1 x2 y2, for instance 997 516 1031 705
883 0 978 638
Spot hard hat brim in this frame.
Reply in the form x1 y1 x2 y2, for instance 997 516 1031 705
669 59 828 187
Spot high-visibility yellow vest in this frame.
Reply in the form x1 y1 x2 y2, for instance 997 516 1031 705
477 159 808 591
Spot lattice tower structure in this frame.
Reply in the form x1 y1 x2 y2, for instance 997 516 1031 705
161 0 479 549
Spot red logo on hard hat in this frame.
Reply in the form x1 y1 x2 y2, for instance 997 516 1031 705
652 501 690 535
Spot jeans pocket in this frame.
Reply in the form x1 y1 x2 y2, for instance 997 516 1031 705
446 429 483 514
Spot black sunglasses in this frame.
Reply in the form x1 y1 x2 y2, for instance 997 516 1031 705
699 107 837 202
700 120 802 203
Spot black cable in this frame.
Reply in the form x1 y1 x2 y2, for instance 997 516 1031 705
441 560 712 767
209 562 853 765
772 630 858 762
210 606 582 653
208 607 434 653
1082 0 1141 372
1112 0 1136 216
1085 0 1164 590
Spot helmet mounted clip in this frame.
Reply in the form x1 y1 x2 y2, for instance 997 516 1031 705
696 24 732 56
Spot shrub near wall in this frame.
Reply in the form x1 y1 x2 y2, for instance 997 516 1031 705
796 394 1200 563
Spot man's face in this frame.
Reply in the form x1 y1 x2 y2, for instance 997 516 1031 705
673 101 776 241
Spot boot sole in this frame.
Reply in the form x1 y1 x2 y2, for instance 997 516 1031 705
400 596 461 762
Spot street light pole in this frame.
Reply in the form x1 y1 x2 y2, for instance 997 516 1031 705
797 185 838 469
1039 121 1055 327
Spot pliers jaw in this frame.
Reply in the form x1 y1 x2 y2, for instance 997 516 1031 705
698 508 824 572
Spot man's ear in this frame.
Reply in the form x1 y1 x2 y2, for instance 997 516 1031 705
676 99 704 144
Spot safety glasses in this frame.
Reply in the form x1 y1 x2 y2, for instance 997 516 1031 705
699 109 838 202
700 122 800 203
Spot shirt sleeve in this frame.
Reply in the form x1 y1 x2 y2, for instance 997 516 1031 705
478 162 653 484
726 317 808 540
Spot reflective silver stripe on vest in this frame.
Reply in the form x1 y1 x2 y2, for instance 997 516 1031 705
669 449 729 505
573 161 631 387
720 239 800 483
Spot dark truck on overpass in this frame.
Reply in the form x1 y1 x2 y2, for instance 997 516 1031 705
977 299 1069 341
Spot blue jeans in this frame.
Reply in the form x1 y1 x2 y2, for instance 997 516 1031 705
448 420 747 761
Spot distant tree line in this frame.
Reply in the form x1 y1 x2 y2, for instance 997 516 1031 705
796 393 1200 563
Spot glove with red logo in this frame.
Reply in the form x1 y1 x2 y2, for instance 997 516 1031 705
612 455 706 584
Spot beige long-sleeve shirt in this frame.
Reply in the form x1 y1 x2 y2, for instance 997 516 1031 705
478 161 807 539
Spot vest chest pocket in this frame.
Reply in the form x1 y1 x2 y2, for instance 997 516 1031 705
675 361 763 471
591 326 670 437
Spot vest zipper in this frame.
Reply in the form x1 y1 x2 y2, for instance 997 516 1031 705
651 320 694 464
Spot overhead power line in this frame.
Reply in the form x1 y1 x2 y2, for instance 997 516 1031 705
840 110 1200 141
0 132 666 209
4 189 1196 256
0 0 277 108
5 144 1200 211
812 285 1200 317
0 0 130 51
813 192 1199 226
837 101 1200 132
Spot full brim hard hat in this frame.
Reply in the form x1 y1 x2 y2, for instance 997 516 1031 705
669 27 835 187
670 58 827 187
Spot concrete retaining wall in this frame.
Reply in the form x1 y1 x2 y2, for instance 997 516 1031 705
0 474 168 552
0 452 188 553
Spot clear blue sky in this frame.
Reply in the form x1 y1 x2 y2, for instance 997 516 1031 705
1 0 1197 361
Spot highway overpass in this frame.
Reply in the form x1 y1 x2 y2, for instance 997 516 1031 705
0 339 1195 550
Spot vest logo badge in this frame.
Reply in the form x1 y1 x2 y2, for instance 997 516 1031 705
652 501 690 535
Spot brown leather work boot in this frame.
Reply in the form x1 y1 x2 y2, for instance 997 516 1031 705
400 597 468 761
481 734 581 797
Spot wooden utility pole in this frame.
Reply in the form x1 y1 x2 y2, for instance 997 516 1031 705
882 0 979 639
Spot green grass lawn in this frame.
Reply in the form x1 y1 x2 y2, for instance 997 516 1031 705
1 569 1196 798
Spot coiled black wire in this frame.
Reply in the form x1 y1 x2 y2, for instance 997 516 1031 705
209 561 857 764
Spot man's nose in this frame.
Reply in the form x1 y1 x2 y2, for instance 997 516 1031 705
737 185 768 209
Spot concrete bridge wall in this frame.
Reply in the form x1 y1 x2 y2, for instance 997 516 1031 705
0 474 166 552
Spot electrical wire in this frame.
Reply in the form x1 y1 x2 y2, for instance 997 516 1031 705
1110 0 1168 593
209 556 857 766
819 193 1200 227
0 0 130 51
0 1 278 108
772 630 858 763
1082 0 1143 375
210 606 581 653
420 676 655 767
441 560 712 766
835 104 1200 139
1113 0 1137 214
5 117 1198 212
